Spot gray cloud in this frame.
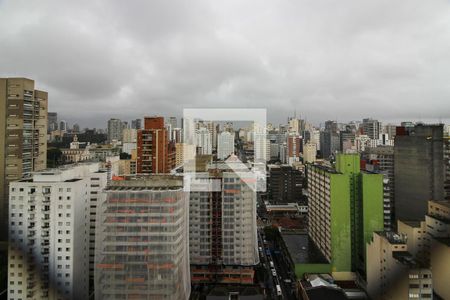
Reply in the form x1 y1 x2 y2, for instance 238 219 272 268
1 0 449 127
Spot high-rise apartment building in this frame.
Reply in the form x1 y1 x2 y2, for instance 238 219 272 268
107 118 123 142
254 133 269 163
59 120 67 132
94 175 190 300
362 118 381 140
0 78 48 246
136 116 176 174
169 116 177 129
217 131 235 160
320 121 340 159
394 124 445 222
307 154 384 279
131 118 141 130
268 164 303 204
303 143 317 163
47 112 58 132
195 127 212 155
122 128 137 155
189 160 259 284
175 143 196 167
7 163 104 300
287 135 302 164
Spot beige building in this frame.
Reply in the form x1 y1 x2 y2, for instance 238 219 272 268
427 201 450 299
366 231 433 300
397 220 428 264
431 238 450 299
175 143 196 167
0 77 47 242
303 143 317 163
372 200 450 299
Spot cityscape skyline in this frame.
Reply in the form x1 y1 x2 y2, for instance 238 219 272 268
1 0 450 298
1 0 450 127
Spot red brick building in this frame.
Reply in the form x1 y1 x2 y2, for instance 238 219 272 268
137 116 176 174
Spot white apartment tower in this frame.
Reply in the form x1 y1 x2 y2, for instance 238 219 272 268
8 163 104 300
217 131 235 160
107 118 123 143
195 127 212 155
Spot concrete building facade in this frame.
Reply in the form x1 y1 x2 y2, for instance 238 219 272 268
366 231 433 300
217 131 235 160
107 118 123 143
189 161 259 285
7 163 104 300
1 77 48 248
307 154 384 279
394 124 445 222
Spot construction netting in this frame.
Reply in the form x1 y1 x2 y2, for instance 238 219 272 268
94 188 190 300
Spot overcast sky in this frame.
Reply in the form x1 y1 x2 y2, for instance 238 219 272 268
1 0 450 128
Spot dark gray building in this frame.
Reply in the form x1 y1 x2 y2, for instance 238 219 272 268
362 118 382 139
320 131 340 159
394 124 445 222
268 164 303 204
48 111 57 132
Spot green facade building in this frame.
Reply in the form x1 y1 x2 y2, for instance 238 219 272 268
307 153 384 279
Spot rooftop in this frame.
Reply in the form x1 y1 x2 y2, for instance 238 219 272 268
392 251 420 267
106 175 183 190
304 286 348 300
376 231 407 245
282 234 329 264
309 164 340 174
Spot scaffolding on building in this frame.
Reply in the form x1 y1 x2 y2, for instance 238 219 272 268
95 177 190 300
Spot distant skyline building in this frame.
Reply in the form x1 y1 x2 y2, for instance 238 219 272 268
59 120 67 132
131 118 141 129
320 120 339 159
394 124 445 223
107 118 123 142
48 112 58 132
287 135 302 164
303 143 317 163
217 131 235 160
169 116 177 129
195 127 212 155
136 116 176 174
362 118 382 140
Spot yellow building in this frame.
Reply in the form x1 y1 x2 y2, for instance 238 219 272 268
0 77 47 241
